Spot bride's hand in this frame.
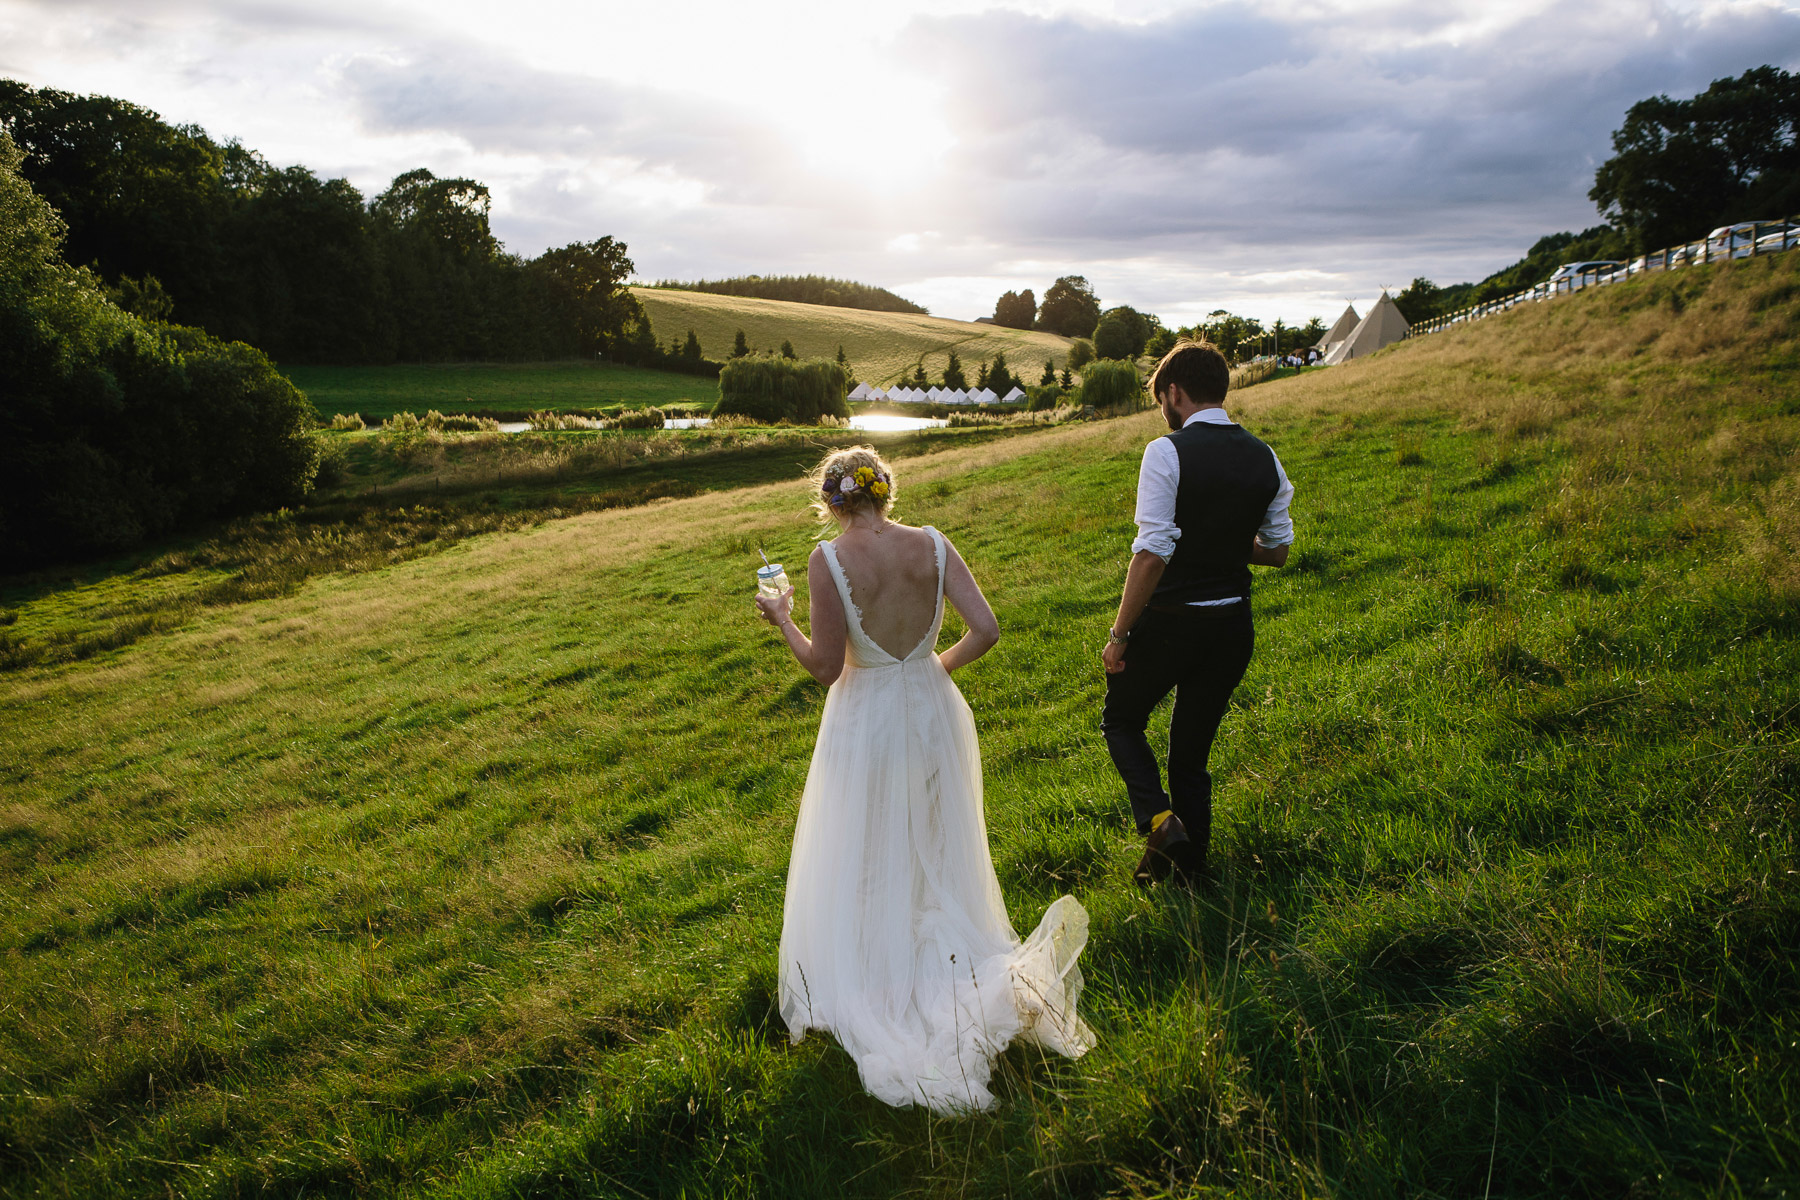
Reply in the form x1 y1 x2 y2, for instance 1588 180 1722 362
754 587 793 627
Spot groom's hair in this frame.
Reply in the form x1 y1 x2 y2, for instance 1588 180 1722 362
1150 341 1230 408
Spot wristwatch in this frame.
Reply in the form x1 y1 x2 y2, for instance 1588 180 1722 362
1107 627 1130 645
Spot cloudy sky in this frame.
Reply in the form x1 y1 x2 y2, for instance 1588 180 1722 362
5 0 1799 327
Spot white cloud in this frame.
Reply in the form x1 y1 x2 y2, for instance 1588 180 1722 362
3 0 1799 322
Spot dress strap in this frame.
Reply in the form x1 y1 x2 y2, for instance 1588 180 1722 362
818 539 863 630
924 526 947 610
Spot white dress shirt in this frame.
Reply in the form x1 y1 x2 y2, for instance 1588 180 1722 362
1131 408 1294 605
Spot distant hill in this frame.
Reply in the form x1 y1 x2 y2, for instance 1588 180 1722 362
648 274 928 315
629 287 1076 387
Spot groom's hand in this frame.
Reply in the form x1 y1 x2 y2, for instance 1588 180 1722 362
1102 638 1128 674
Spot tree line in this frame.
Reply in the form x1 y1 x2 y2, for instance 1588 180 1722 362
0 79 644 365
649 274 927 315
1395 65 1800 326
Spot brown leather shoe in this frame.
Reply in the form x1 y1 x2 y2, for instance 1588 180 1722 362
1134 814 1198 886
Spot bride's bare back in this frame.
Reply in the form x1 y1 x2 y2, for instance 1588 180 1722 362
829 524 942 659
758 514 998 685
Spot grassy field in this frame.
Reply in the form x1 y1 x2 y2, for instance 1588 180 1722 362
281 362 720 422
2 255 1798 1197
631 287 1077 387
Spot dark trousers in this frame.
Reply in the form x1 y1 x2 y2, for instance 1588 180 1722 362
1101 602 1255 857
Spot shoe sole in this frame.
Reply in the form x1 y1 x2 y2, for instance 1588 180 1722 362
1135 837 1197 887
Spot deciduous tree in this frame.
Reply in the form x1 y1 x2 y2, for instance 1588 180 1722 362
1036 275 1102 337
1590 65 1800 249
993 288 1036 329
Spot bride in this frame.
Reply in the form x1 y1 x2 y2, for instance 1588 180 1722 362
753 446 1094 1113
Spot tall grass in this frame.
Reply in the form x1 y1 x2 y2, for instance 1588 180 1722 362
1 254 1796 1197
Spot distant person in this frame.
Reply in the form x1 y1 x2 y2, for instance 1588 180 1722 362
1101 340 1294 884
753 446 1094 1112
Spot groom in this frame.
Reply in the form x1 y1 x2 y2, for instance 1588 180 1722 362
1101 340 1294 885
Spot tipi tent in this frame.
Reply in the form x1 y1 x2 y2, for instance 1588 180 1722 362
1323 292 1408 365
848 382 873 401
976 387 998 404
948 388 969 404
1316 304 1359 354
1000 386 1026 405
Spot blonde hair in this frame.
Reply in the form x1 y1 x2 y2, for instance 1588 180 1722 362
809 444 897 525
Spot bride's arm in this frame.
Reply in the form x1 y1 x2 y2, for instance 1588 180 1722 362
754 544 848 685
938 536 999 674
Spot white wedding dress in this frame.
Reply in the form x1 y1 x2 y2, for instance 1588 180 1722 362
778 525 1095 1113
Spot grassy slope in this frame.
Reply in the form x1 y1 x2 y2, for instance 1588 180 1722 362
2 257 1798 1197
631 287 1076 387
282 362 719 422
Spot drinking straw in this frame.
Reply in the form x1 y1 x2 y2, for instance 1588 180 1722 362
758 548 772 568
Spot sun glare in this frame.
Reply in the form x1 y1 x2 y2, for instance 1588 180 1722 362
761 79 954 181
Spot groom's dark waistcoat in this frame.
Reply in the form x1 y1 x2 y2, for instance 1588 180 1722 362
1151 422 1281 605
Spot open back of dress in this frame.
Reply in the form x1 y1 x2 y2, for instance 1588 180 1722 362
778 525 1093 1113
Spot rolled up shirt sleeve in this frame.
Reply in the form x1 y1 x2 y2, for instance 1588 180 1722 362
1258 450 1295 547
1129 439 1181 562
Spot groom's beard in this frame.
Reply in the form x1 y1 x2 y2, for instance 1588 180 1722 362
1162 401 1182 431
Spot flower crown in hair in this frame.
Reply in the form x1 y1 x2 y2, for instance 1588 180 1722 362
823 464 890 507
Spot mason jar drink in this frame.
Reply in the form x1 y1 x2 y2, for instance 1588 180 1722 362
757 563 791 597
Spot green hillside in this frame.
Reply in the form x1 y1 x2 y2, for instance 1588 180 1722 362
631 286 1077 386
1 255 1796 1196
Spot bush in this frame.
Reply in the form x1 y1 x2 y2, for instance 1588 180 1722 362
330 412 366 430
612 407 667 431
1027 385 1064 412
418 409 489 432
714 357 850 424
0 129 321 563
1077 359 1145 412
313 435 349 488
1066 338 1096 372
528 410 601 431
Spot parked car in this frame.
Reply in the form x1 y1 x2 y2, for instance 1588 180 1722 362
1538 260 1624 295
1755 226 1800 253
1702 221 1797 259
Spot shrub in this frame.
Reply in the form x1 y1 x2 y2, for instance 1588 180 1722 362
383 411 424 433
0 128 321 563
1077 359 1146 412
331 412 366 430
419 410 499 432
1027 385 1064 411
529 410 602 431
612 407 667 431
313 435 349 488
705 412 762 430
1066 338 1096 371
715 357 850 424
